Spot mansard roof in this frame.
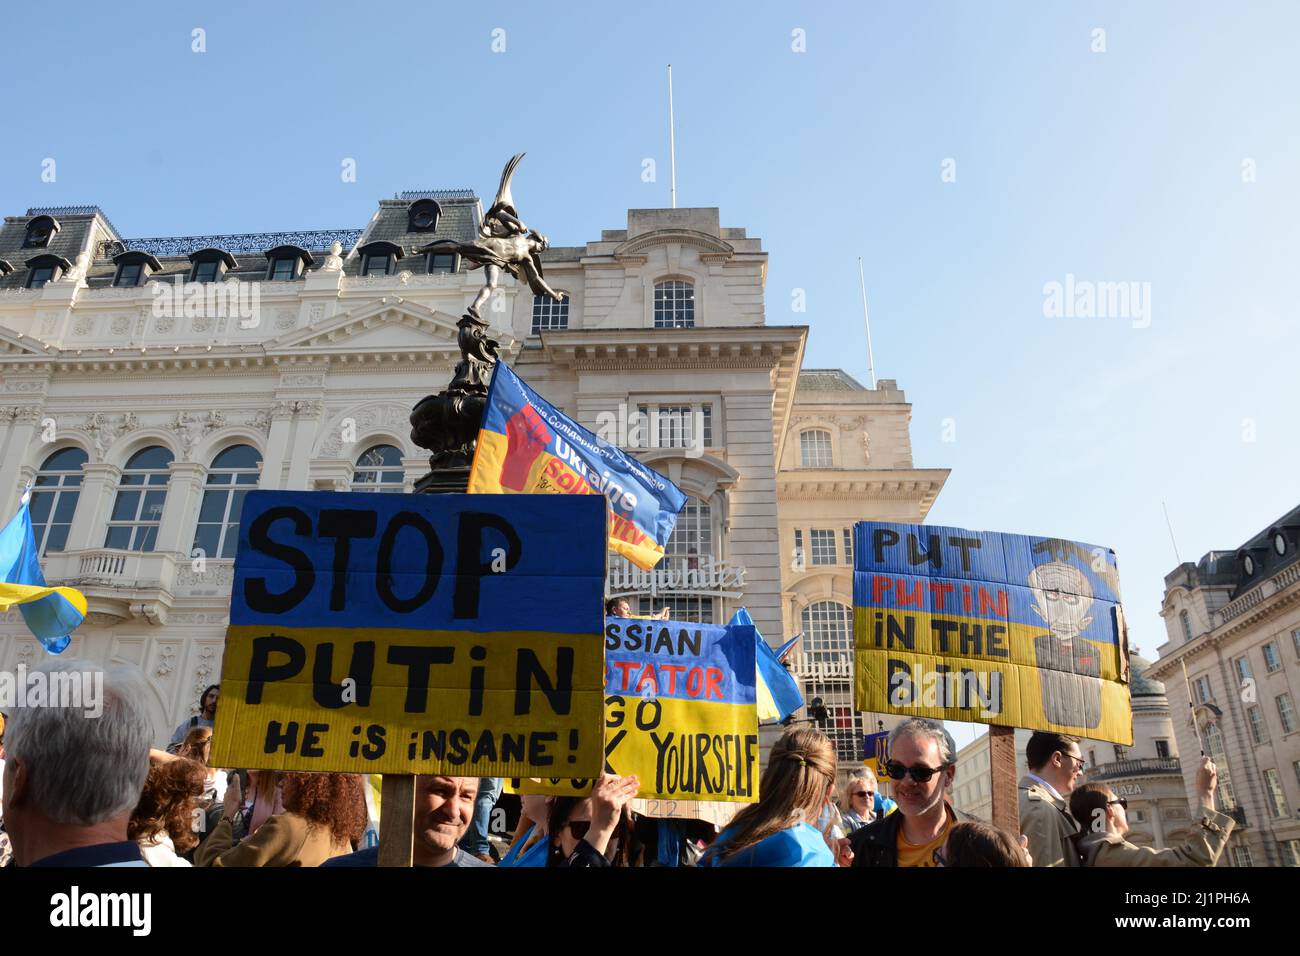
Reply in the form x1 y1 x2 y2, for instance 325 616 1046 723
798 369 867 391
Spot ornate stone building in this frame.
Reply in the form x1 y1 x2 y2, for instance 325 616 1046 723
0 199 947 748
1148 507 1300 867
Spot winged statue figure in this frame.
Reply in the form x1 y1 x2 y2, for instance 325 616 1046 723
419 152 567 319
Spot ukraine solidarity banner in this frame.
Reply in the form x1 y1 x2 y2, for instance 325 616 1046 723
210 490 608 777
468 362 686 570
853 522 1133 745
516 618 761 802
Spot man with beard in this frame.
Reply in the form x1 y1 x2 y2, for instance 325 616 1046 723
323 775 490 867
849 718 974 867
167 684 218 754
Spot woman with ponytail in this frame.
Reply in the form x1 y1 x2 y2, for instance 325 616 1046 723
701 728 849 867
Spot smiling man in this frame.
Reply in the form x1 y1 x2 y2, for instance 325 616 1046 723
322 775 490 868
849 718 972 867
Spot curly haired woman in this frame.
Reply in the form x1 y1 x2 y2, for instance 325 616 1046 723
196 772 367 867
130 756 207 867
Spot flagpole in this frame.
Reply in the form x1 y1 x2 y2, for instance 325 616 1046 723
1162 500 1181 564
857 257 877 389
1181 658 1206 756
667 64 677 209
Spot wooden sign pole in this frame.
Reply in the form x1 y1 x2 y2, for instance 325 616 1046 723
378 773 416 867
988 724 1019 837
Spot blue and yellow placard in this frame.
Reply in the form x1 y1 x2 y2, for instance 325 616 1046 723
515 619 761 802
210 491 609 776
468 362 686 571
853 522 1133 745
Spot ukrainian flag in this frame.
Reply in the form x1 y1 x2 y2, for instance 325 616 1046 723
0 486 87 653
728 607 804 723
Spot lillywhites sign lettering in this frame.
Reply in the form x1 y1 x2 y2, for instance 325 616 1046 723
786 652 853 680
608 553 746 598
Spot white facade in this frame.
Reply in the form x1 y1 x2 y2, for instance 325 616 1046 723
0 201 947 753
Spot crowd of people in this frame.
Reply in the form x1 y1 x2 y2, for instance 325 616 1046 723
0 656 1237 869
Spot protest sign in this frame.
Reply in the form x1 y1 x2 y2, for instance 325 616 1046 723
210 491 608 776
630 798 739 828
511 618 761 801
853 522 1133 744
862 730 888 776
468 362 686 571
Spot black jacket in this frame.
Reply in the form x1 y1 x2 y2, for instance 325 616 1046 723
849 805 975 867
550 839 610 868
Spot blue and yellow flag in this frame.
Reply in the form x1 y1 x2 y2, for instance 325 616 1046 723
0 488 87 653
727 607 804 723
863 730 889 774
469 363 687 570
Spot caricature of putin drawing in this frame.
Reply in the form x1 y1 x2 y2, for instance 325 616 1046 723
1028 562 1103 729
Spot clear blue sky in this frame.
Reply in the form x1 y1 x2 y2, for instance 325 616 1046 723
4 1 1296 748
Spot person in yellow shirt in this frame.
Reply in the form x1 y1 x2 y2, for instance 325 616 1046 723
848 718 974 867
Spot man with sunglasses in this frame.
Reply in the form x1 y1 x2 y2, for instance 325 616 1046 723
1019 731 1085 867
1066 757 1233 866
849 719 971 867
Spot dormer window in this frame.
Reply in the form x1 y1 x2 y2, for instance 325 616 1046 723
23 215 60 249
427 252 457 274
1239 549 1263 578
263 245 312 281
111 251 162 288
24 254 71 288
269 257 297 280
188 248 238 283
357 241 403 277
408 199 442 233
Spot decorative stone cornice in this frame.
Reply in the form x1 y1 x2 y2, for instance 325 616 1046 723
777 469 950 507
613 229 735 259
540 326 805 372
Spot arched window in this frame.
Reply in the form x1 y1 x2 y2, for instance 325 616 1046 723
1180 610 1193 642
799 601 862 763
193 445 262 559
105 446 174 552
531 293 569 333
800 429 833 468
654 280 694 328
801 601 852 662
629 497 714 622
665 497 711 567
30 447 88 556
353 444 404 492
